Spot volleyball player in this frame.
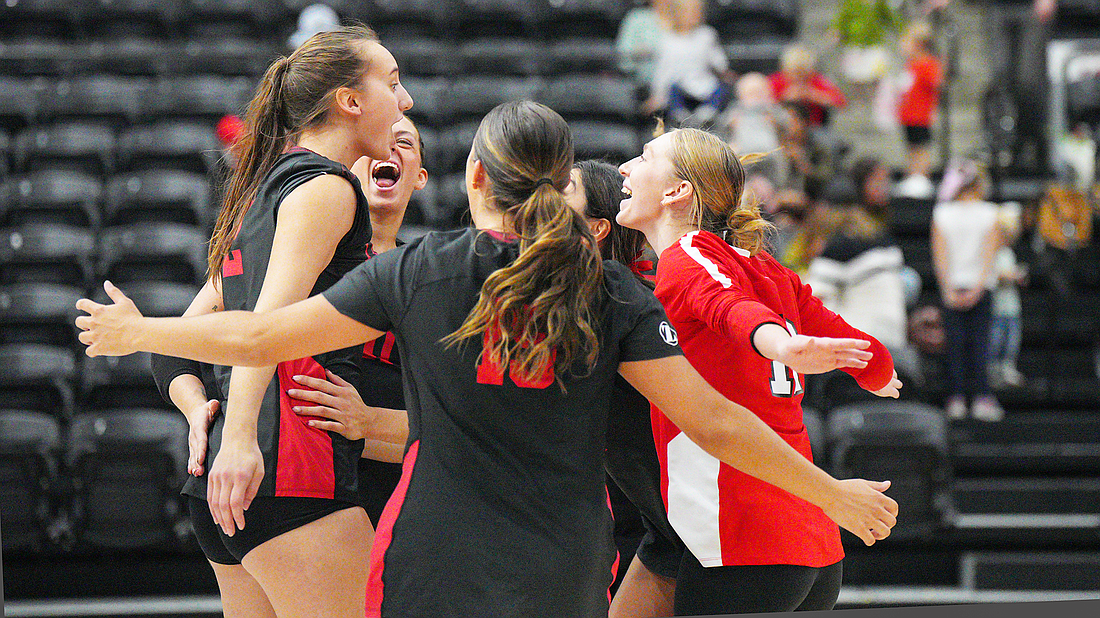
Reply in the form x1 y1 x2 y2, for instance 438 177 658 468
148 25 412 617
616 127 903 614
77 101 897 618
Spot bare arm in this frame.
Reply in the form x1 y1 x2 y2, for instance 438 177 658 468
620 355 898 545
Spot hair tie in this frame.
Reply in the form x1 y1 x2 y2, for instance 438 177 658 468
534 177 555 189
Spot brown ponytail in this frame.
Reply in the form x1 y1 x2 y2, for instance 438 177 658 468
442 101 603 387
208 24 380 283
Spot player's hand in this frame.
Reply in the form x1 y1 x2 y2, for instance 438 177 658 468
287 370 374 440
870 370 903 399
184 399 221 477
206 435 264 536
822 479 898 546
774 334 872 375
75 281 144 357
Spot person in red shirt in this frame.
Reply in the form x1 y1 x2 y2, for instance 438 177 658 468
614 126 903 615
768 44 847 128
897 21 943 178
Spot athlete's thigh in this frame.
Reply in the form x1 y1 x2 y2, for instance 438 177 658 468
673 551 819 615
209 561 277 618
242 506 373 618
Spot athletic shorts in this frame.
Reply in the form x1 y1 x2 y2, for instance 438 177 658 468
904 124 933 147
188 495 360 565
635 515 686 579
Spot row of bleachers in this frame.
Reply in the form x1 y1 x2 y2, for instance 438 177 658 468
0 0 798 42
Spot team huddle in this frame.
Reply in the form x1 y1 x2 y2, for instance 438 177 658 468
74 25 901 618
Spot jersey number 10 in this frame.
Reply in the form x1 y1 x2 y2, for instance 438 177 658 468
476 327 556 389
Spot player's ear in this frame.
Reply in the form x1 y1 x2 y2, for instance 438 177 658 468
663 180 694 210
590 217 611 244
413 167 428 191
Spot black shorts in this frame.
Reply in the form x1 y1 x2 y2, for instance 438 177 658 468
673 550 843 615
188 495 360 565
904 124 933 147
634 515 685 580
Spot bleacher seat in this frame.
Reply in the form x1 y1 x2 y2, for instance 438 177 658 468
0 283 84 347
458 38 545 76
0 344 77 419
89 38 173 77
404 177 438 230
537 0 627 40
116 121 222 176
803 405 826 466
0 0 86 40
723 40 787 74
0 411 61 552
706 0 798 41
0 76 44 131
888 196 935 238
150 76 256 122
570 121 641 163
369 0 453 39
433 172 470 229
39 76 152 127
184 0 291 39
547 39 617 75
412 125 441 176
104 170 214 228
0 129 10 179
96 223 209 284
436 121 481 173
445 76 544 123
0 170 102 229
66 409 190 549
0 225 95 287
384 36 459 78
85 0 186 40
539 74 638 123
81 353 167 411
401 76 449 128
827 401 953 541
170 40 281 78
13 122 116 177
454 0 542 39
0 40 79 78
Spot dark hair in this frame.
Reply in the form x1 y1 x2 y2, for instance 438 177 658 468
574 159 647 266
443 101 602 388
850 156 882 204
208 24 379 284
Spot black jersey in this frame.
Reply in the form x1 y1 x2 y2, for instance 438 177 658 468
183 148 371 505
323 228 683 618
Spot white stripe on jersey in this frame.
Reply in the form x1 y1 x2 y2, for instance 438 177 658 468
666 432 724 567
679 231 750 290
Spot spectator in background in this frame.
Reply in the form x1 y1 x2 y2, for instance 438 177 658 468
989 202 1027 388
616 0 675 98
642 0 732 127
768 44 847 129
724 72 788 187
850 155 893 225
781 103 836 200
897 21 943 182
288 3 342 50
931 159 1005 421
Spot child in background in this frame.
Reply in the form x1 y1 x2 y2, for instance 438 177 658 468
989 202 1027 388
643 0 731 126
897 21 943 181
724 72 787 186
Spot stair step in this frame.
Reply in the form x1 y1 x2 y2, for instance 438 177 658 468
954 477 1100 514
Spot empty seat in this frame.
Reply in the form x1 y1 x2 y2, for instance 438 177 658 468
151 76 256 121
570 121 641 163
88 38 173 77
436 121 480 173
458 38 545 76
404 176 438 228
85 0 186 39
0 170 102 229
538 0 627 39
0 283 84 347
412 125 441 176
97 223 209 284
454 0 541 38
547 39 617 75
0 0 86 40
384 36 459 78
66 409 190 549
706 0 798 40
184 0 290 38
13 122 116 177
0 76 45 131
0 225 95 287
0 39 83 78
539 74 638 123
802 405 826 467
401 76 449 128
0 411 61 552
888 196 934 237
39 75 152 127
170 40 281 78
116 121 222 175
0 344 77 418
370 0 454 38
0 129 9 178
433 172 470 229
104 170 214 228
723 39 786 74
827 401 953 540
445 76 544 123
81 353 166 411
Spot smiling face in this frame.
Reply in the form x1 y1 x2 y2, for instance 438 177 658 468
352 42 413 160
360 116 426 216
616 131 680 232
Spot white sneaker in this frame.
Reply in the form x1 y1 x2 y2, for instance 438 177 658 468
1001 364 1025 387
972 396 1005 422
946 395 968 420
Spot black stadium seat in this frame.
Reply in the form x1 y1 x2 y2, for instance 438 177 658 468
401 76 449 128
538 0 628 39
539 74 638 123
116 121 223 176
0 76 44 131
150 76 256 122
0 0 86 40
13 122 117 177
0 170 102 229
183 0 291 39
81 353 167 411
436 121 481 173
0 283 84 347
38 76 152 127
384 36 459 78
66 409 190 550
454 0 542 39
90 38 174 77
547 39 617 75
570 121 642 164
445 76 544 123
0 410 62 552
85 0 187 40
0 225 95 287
369 0 454 38
170 39 281 78
458 38 545 76
0 344 77 419
96 223 209 284
104 170 214 228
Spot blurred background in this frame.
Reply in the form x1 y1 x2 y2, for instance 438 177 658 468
1 0 1098 615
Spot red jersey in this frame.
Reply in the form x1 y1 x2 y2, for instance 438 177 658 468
651 230 893 567
767 72 847 127
898 54 942 127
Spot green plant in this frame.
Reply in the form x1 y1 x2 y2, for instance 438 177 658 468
833 0 903 47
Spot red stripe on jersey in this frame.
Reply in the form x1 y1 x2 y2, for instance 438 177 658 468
274 357 335 498
222 249 243 278
365 439 419 618
378 332 396 364
605 485 619 605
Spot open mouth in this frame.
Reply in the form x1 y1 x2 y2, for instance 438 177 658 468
621 185 632 197
372 161 401 189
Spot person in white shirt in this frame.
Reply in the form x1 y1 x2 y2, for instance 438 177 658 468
931 159 1005 421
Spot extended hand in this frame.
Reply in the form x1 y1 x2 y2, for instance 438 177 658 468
870 370 903 398
822 479 898 546
206 436 264 536
75 281 143 357
774 335 872 375
185 399 221 477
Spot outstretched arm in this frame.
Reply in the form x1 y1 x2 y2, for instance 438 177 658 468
620 355 898 546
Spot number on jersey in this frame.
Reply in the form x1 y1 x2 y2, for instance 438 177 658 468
476 325 556 389
769 320 803 397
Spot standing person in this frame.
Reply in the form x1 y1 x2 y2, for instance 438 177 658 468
77 101 898 618
148 25 413 618
768 44 847 130
614 126 903 615
616 0 675 99
897 21 943 181
931 159 1005 421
